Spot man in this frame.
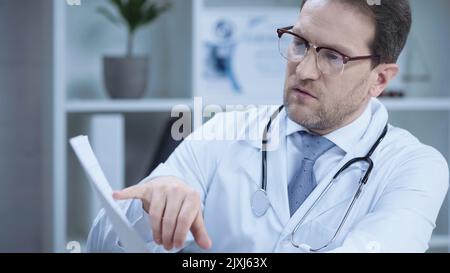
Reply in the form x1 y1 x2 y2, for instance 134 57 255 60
87 0 449 252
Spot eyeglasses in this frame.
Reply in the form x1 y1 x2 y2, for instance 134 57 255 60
277 26 380 76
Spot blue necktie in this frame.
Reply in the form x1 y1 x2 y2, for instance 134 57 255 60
288 131 335 216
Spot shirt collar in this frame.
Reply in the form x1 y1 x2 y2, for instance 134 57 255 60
285 102 372 154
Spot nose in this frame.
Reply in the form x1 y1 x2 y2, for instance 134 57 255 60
295 48 321 81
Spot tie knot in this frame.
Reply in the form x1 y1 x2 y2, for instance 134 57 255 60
298 131 334 161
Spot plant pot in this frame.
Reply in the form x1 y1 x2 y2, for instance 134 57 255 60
103 56 149 99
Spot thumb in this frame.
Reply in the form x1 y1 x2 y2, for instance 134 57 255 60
190 211 212 250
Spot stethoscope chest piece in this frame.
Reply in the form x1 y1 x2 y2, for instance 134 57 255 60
251 189 270 217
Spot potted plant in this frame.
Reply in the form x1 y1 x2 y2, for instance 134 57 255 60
98 0 170 99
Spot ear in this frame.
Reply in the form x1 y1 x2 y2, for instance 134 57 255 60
369 64 399 97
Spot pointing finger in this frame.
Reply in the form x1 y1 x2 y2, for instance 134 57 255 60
190 211 212 250
113 184 149 201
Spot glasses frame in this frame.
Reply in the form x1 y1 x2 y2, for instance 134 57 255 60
277 26 380 75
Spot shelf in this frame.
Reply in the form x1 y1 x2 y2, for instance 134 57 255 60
66 97 450 114
381 97 450 111
66 98 194 113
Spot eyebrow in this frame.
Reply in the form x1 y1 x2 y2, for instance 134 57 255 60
292 27 353 57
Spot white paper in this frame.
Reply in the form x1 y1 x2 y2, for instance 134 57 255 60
69 135 148 253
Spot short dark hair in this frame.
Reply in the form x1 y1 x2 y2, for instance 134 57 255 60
301 0 412 64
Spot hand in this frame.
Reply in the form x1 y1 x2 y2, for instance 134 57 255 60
113 176 212 251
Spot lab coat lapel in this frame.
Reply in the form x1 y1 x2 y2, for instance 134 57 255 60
239 106 290 225
237 105 281 188
265 110 290 225
286 98 389 229
238 148 263 188
239 141 290 226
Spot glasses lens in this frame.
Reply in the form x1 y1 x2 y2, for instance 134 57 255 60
279 32 307 62
317 48 345 76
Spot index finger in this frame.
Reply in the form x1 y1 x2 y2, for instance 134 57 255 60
113 184 149 201
190 211 212 250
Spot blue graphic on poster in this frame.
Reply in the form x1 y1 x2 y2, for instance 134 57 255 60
204 20 241 93
198 8 299 101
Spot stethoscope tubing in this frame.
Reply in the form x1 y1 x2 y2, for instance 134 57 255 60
258 105 388 251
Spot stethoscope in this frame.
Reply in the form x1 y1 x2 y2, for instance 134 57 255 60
250 105 389 251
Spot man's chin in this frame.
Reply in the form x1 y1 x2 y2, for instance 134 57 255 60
286 103 315 126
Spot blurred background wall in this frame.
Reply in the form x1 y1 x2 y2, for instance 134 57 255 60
0 0 449 252
0 0 52 251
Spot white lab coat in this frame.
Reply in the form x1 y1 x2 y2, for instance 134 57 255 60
87 98 449 253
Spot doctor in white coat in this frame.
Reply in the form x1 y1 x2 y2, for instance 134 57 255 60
87 0 449 253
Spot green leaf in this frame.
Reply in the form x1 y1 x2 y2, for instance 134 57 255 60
127 0 146 33
102 0 171 34
140 3 158 26
111 0 129 28
96 7 122 26
108 0 123 14
140 2 170 26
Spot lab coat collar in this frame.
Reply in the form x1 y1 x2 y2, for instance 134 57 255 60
239 99 388 227
285 102 373 154
243 99 382 154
